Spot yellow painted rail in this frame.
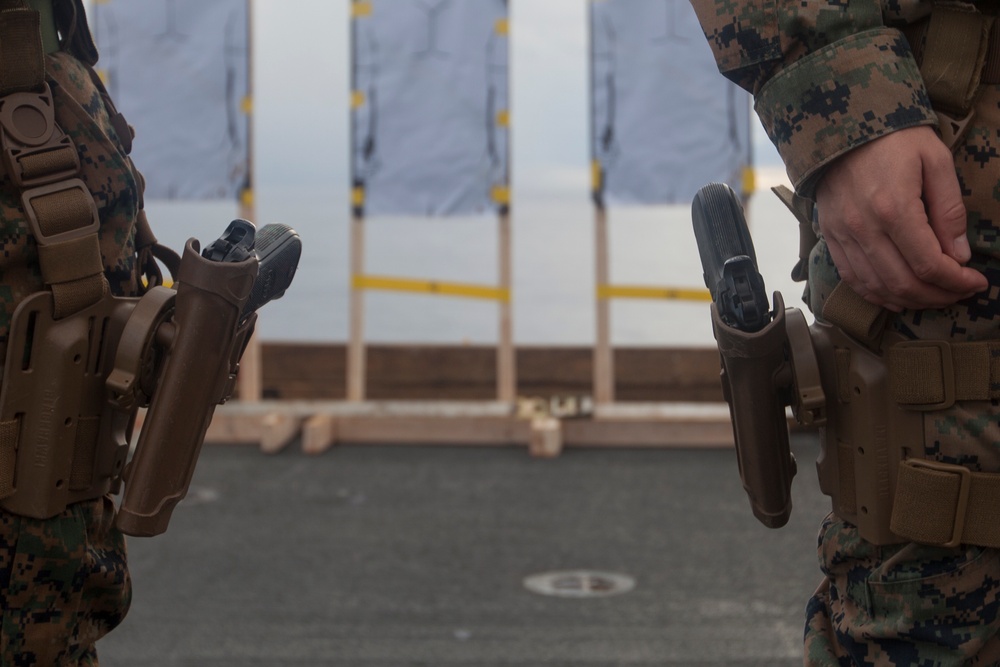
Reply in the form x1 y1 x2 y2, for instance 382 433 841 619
354 274 510 302
598 284 712 302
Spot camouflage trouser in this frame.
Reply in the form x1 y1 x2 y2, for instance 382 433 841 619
0 497 131 666
801 85 1000 665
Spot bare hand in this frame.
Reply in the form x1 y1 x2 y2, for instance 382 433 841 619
814 126 987 312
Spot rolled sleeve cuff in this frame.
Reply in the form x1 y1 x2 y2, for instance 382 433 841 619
756 28 937 197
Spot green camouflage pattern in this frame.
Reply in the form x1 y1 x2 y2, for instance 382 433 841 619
689 0 938 196
0 51 140 365
47 51 141 301
0 497 130 666
755 29 937 196
692 0 1000 662
0 51 141 665
797 70 1000 667
804 513 1000 666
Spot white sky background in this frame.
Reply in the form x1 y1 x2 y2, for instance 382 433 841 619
80 0 794 346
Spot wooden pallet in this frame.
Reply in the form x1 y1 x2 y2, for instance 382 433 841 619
177 400 736 456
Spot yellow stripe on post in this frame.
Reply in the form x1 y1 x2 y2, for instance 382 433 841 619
491 185 510 206
495 18 509 35
352 186 365 208
591 160 602 193
742 167 756 197
354 275 511 302
351 90 366 109
598 285 712 302
496 109 510 128
240 189 254 209
241 96 253 115
352 1 372 18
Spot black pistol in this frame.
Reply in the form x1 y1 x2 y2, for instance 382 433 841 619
691 183 797 529
692 183 770 333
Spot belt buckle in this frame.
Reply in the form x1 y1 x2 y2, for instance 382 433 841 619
21 179 100 246
904 459 971 548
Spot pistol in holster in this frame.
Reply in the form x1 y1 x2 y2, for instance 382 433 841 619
0 233 256 535
0 219 300 537
695 183 999 549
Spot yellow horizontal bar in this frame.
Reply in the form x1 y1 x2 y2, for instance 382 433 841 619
354 275 510 302
598 285 712 302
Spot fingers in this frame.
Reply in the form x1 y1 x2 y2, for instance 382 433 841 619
828 223 977 312
814 126 987 311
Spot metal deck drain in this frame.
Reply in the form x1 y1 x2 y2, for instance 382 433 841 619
523 570 635 598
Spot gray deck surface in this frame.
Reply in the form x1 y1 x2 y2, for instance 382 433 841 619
98 434 827 666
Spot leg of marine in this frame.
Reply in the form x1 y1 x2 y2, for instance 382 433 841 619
0 497 131 666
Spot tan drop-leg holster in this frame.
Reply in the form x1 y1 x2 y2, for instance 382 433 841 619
0 0 259 537
717 280 1000 548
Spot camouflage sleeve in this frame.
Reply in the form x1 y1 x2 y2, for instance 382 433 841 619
689 0 937 196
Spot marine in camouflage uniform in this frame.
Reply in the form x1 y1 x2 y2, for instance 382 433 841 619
0 0 144 663
689 0 1000 664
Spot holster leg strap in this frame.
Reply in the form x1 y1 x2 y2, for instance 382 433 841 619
891 458 1000 548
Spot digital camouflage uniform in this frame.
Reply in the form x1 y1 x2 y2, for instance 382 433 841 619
0 4 141 665
689 0 1000 664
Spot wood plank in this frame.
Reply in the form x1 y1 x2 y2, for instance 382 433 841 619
259 343 723 403
200 400 740 450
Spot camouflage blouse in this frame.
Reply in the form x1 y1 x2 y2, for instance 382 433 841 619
689 0 941 196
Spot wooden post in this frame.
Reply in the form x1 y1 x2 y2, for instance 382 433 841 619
594 205 614 404
347 214 367 402
235 0 261 403
497 210 515 403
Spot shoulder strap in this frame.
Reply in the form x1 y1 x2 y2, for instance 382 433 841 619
0 0 107 317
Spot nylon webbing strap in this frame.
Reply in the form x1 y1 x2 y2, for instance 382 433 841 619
23 181 106 318
921 4 994 115
0 417 16 498
821 282 887 348
0 3 109 320
891 459 1000 548
888 339 1000 408
0 1 43 96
